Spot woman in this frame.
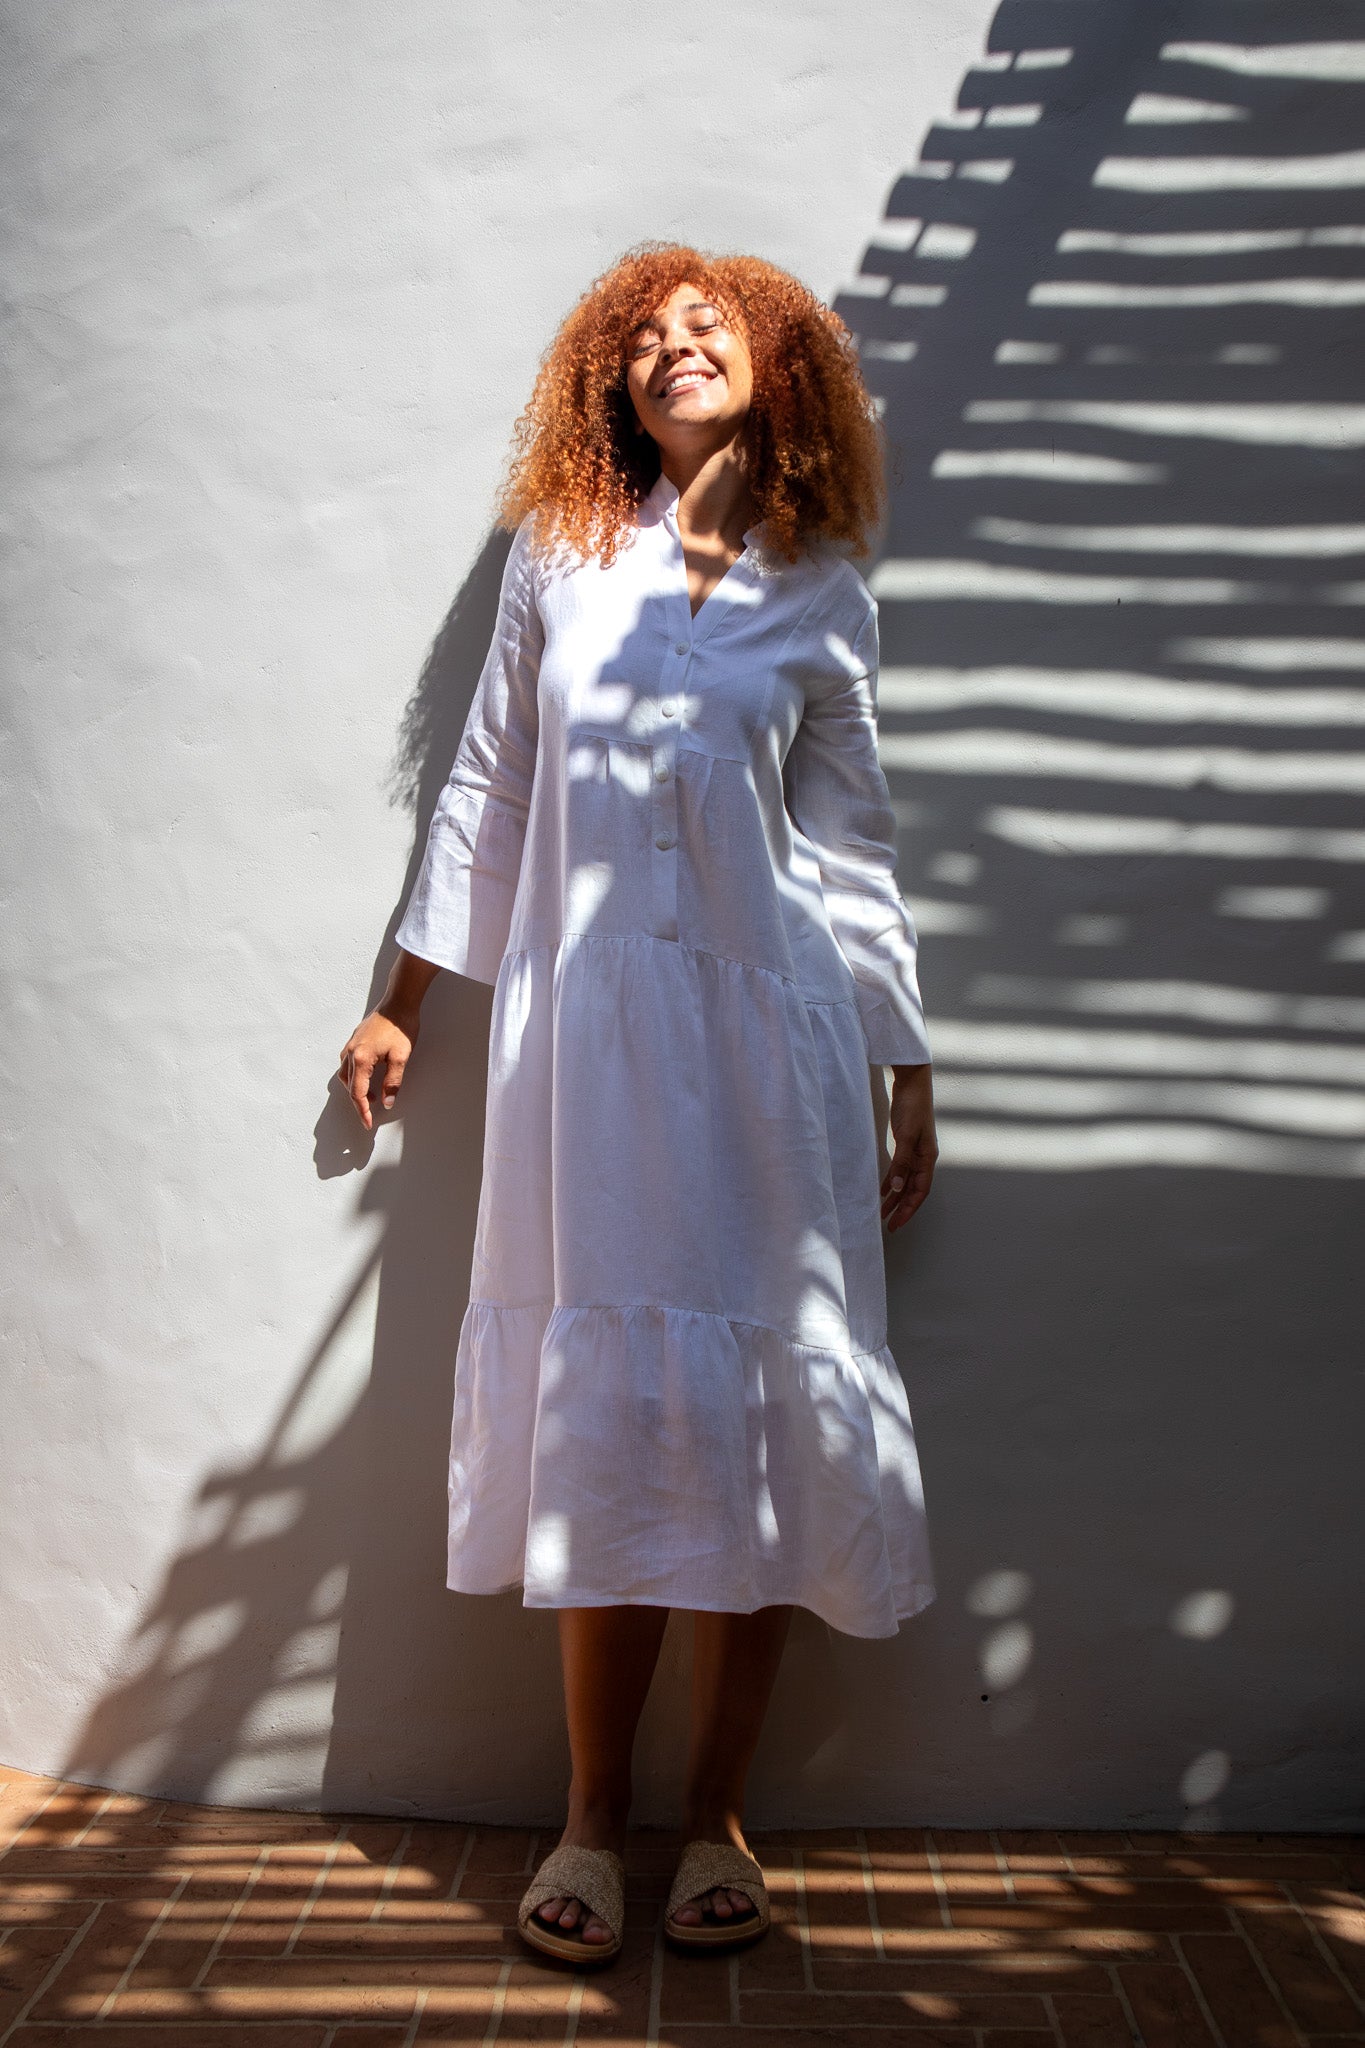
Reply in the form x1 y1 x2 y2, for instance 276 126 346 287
339 243 938 1966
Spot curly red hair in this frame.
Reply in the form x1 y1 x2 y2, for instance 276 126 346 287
496 242 884 566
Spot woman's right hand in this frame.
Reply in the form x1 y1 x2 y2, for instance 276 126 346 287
338 1006 420 1130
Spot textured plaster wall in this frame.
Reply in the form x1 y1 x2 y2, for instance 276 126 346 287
2 0 1361 1831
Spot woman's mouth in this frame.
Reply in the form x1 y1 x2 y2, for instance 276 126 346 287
658 369 716 397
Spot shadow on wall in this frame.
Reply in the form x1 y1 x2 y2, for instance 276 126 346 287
831 0 1364 1827
840 0 1365 1178
64 0 1365 1832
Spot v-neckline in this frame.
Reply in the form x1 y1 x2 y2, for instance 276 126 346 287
687 543 750 623
644 473 764 644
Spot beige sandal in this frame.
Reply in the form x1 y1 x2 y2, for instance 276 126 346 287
517 1843 626 1966
663 1838 770 1950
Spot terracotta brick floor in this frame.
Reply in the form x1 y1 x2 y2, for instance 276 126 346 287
1 1766 1361 2046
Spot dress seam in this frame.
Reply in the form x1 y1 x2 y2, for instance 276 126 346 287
498 930 860 1010
464 1295 890 1362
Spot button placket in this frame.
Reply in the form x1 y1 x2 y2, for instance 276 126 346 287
650 635 688 942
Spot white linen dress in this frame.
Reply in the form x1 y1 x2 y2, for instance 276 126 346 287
396 471 936 1639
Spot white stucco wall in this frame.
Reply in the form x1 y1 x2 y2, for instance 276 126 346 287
3 0 1361 1831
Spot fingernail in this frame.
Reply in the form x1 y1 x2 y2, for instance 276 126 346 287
891 1176 904 1192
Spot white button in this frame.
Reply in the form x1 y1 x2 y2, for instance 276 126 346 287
675 640 688 655
661 702 676 717
655 834 673 851
654 764 669 782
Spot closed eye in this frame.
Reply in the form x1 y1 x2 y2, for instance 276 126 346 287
629 319 721 360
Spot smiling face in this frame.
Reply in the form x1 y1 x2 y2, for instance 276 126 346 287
624 281 754 456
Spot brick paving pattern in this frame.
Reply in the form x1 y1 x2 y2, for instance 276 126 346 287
0 1766 1361 2045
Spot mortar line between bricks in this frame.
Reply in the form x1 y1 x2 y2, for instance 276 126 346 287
0 1906 99 2048
923 1832 953 1930
482 1958 513 2046
98 1870 189 2018
677 1985 1190 2009
1041 1988 1065 2047
367 1820 415 1922
282 1823 349 1955
1169 1931 1229 2048
855 1827 886 1960
989 1829 1018 1902
64 1790 117 1850
1228 1901 1311 2048
1106 1961 1146 2048
792 1848 815 1992
1284 1881 1365 2020
728 1949 740 2026
646 1910 664 2046
0 1782 65 1860
320 2028 338 2048
562 1971 586 2047
192 1842 271 1989
443 1824 478 1901
402 1985 430 2047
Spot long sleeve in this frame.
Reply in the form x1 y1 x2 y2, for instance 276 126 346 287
395 521 544 984
783 601 932 1066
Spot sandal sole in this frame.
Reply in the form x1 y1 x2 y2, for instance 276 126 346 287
663 1908 769 1950
519 1916 623 1966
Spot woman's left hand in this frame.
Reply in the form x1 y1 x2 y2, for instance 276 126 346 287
880 1064 938 1233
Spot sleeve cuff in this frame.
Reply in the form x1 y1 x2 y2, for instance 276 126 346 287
855 988 933 1066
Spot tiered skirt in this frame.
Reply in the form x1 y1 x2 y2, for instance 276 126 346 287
446 931 936 1639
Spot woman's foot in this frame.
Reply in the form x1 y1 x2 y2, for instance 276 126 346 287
533 1803 628 1947
670 1805 760 1925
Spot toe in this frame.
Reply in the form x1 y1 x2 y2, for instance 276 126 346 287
533 1895 609 1943
666 1871 762 1939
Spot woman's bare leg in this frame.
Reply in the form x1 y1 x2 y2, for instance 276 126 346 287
533 1604 671 1944
672 1604 794 1924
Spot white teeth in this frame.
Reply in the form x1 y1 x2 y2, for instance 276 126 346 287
662 371 712 394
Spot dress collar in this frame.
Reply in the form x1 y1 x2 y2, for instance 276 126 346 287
642 470 767 553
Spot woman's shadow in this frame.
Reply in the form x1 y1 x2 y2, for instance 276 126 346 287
311 526 568 1820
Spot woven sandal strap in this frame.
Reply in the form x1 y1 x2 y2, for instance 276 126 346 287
519 1844 625 1937
666 1839 766 1920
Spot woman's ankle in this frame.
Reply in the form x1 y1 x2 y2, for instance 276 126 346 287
562 1786 632 1844
681 1794 746 1844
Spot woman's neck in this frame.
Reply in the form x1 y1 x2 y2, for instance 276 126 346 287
659 442 756 551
